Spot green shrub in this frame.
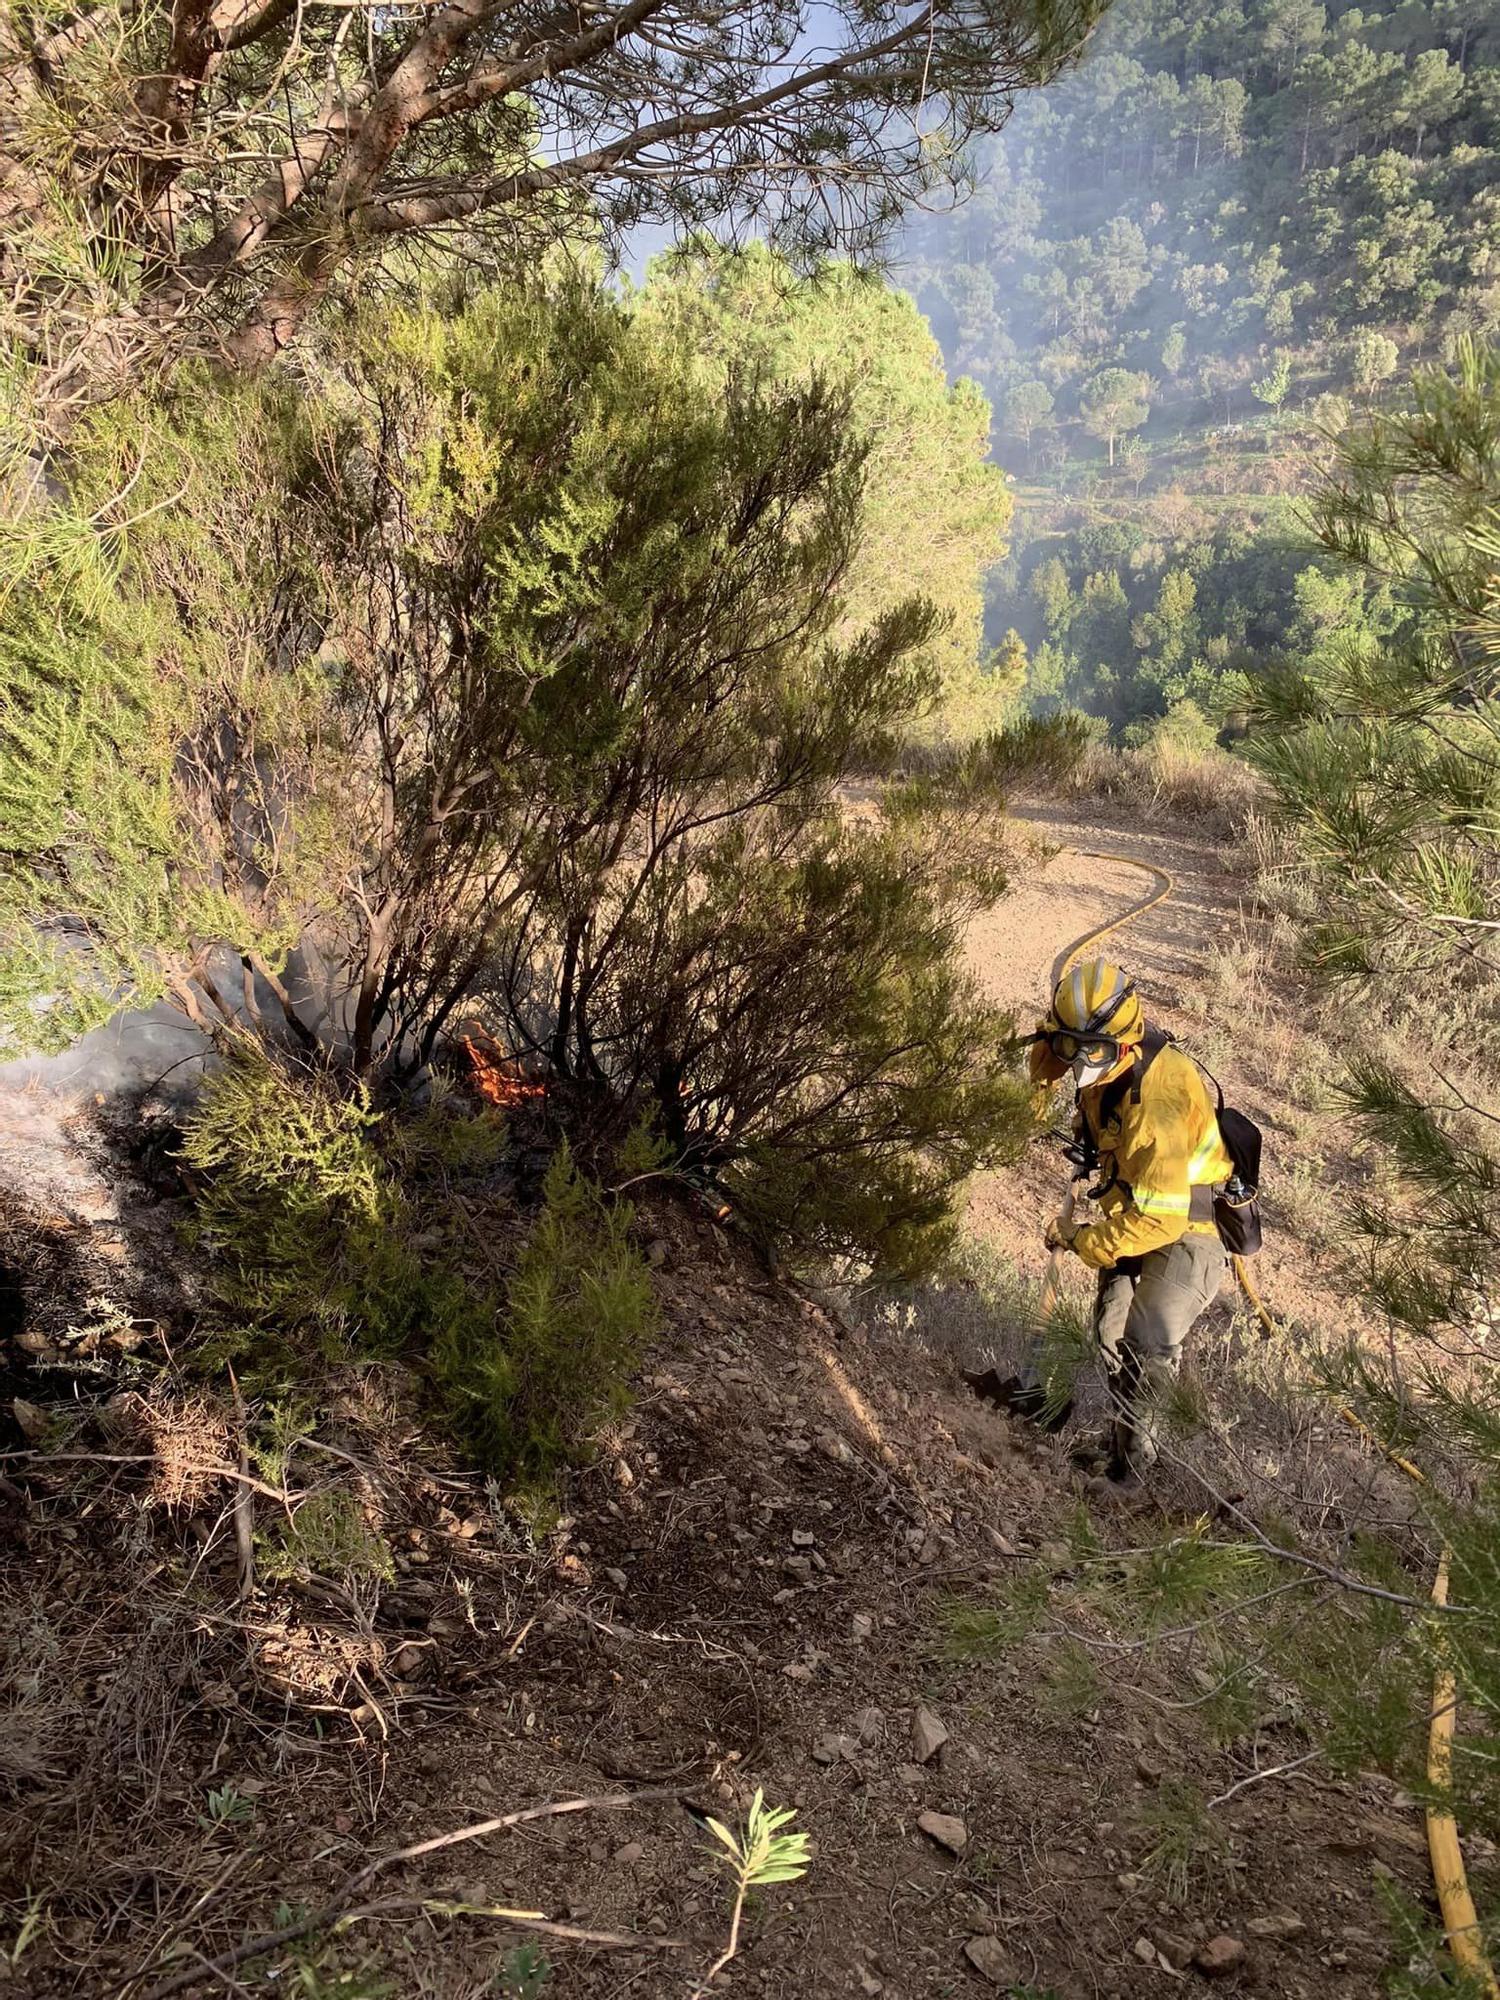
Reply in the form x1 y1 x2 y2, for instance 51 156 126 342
185 1050 655 1483
432 1142 657 1484
1137 1781 1229 1907
181 1041 424 1359
9 275 1058 1285
258 1490 395 1589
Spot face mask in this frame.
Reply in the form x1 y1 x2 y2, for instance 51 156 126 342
1072 1055 1114 1089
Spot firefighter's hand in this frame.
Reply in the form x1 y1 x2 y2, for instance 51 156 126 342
1043 1215 1079 1254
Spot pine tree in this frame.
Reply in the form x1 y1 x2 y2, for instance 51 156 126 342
1246 338 1500 1955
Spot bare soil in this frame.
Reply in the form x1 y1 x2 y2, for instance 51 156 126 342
0 802 1463 2000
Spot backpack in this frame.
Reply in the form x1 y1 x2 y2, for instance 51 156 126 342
1095 1028 1264 1258
1193 1060 1264 1257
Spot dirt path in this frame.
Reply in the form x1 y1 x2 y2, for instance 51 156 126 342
965 802 1241 1034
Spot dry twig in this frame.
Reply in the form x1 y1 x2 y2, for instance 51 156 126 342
229 1372 256 1604
127 1785 690 1998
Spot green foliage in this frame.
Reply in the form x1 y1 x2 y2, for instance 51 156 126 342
1105 1520 1269 1635
905 0 1498 414
995 501 1377 735
936 1575 1051 1660
1037 1638 1102 1720
250 1398 317 1489
494 1944 552 1999
200 1784 255 1828
898 0 1500 737
613 1114 676 1183
8 267 1043 1283
1246 338 1500 997
282 1948 393 2000
1250 352 1293 410
1350 329 1401 398
1078 368 1151 464
634 243 1014 744
0 369 338 1052
702 1790 812 1895
1136 1781 1228 1908
299 277 1034 1274
432 1143 656 1485
3 0 1100 402
258 1490 396 1590
1242 334 1500 1962
181 1043 421 1359
1006 379 1056 453
185 1048 656 1484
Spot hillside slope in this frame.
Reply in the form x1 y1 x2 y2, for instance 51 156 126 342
0 805 1452 2000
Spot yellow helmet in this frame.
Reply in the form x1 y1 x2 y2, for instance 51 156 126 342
1047 957 1143 1055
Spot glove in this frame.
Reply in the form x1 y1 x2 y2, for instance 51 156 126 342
1043 1215 1079 1254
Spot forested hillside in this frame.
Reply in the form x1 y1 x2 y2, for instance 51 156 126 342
900 0 1499 733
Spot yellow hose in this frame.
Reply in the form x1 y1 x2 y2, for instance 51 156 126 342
1429 1551 1499 1995
1049 842 1496 1990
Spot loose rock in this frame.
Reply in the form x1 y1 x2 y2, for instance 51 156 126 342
962 1936 1014 1986
917 1810 968 1856
912 1706 949 1764
1194 1935 1246 1976
1247 1912 1305 1939
1158 1932 1194 1969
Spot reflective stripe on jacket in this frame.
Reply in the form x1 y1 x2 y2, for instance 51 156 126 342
1072 1043 1233 1270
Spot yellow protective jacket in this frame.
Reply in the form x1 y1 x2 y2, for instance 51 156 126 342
1033 1033 1233 1270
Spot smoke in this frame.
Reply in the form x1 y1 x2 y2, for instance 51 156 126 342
0 1003 211 1106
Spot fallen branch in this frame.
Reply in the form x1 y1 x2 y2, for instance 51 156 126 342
230 1372 255 1604
422 1898 687 1951
0 1450 302 1505
1208 1748 1322 1809
128 1785 689 1999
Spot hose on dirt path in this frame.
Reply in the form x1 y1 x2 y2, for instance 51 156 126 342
1043 844 1497 1995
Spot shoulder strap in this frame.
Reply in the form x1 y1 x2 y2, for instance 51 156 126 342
1097 1025 1173 1127
1185 1047 1226 1115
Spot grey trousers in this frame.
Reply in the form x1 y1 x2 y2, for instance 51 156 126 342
1095 1233 1227 1473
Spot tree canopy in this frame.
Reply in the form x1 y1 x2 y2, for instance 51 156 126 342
893 0 1500 740
633 243 1014 728
0 0 1103 411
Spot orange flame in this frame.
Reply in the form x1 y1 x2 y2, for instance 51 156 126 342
460 1035 547 1109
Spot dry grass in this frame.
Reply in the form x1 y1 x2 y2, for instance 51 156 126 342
1050 740 1263 839
103 1387 234 1511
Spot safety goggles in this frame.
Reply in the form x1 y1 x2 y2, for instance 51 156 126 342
1044 1029 1122 1068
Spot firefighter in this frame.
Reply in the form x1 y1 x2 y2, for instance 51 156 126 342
1028 956 1233 1488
